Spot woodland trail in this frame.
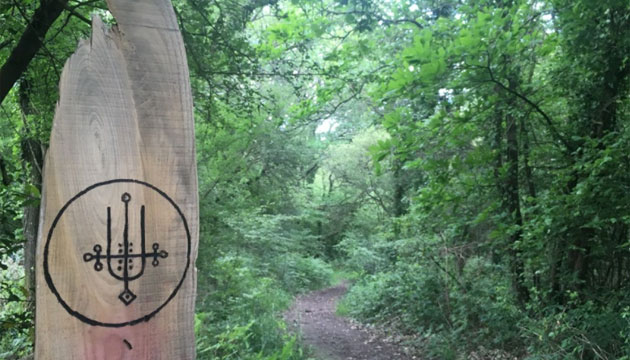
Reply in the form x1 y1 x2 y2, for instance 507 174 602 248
285 282 416 360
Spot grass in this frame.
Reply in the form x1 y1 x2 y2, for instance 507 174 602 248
329 266 360 316
329 267 360 286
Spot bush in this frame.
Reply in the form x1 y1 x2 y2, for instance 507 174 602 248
272 255 332 293
340 254 525 359
194 251 332 359
340 264 449 332
195 255 298 359
194 204 335 359
0 255 31 359
196 317 302 360
335 231 388 274
522 296 630 359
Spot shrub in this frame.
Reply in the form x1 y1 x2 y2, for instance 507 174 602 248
335 231 388 274
272 255 332 293
0 255 31 359
340 254 525 358
195 255 298 359
522 297 630 359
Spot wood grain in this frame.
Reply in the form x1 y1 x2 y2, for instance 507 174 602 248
35 0 198 358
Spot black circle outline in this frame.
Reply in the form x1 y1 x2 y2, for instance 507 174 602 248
43 178 191 327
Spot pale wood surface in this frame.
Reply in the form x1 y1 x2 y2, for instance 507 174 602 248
35 0 198 358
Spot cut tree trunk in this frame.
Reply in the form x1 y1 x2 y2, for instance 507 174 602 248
34 0 198 358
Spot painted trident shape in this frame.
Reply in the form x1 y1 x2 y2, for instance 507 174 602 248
83 193 168 305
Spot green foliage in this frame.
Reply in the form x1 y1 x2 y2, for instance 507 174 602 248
2 0 630 359
333 0 630 358
194 255 301 360
340 250 524 358
335 230 387 274
194 204 331 357
273 255 332 293
196 318 302 360
0 256 31 359
521 299 630 359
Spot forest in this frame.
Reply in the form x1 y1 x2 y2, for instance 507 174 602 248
1 0 630 359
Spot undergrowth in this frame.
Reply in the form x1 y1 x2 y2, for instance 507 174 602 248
338 235 630 359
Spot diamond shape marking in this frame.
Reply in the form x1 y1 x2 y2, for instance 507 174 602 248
119 289 137 306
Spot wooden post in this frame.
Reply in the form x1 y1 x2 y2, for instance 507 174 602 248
35 0 198 358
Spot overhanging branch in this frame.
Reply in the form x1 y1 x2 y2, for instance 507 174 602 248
0 0 69 106
485 64 572 151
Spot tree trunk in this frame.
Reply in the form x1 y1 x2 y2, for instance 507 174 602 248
506 113 529 305
0 155 9 186
491 109 504 265
519 117 536 199
0 0 69 106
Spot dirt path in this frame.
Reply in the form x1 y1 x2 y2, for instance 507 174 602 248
285 282 415 360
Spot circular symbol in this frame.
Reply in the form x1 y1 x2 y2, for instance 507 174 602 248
44 179 191 327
